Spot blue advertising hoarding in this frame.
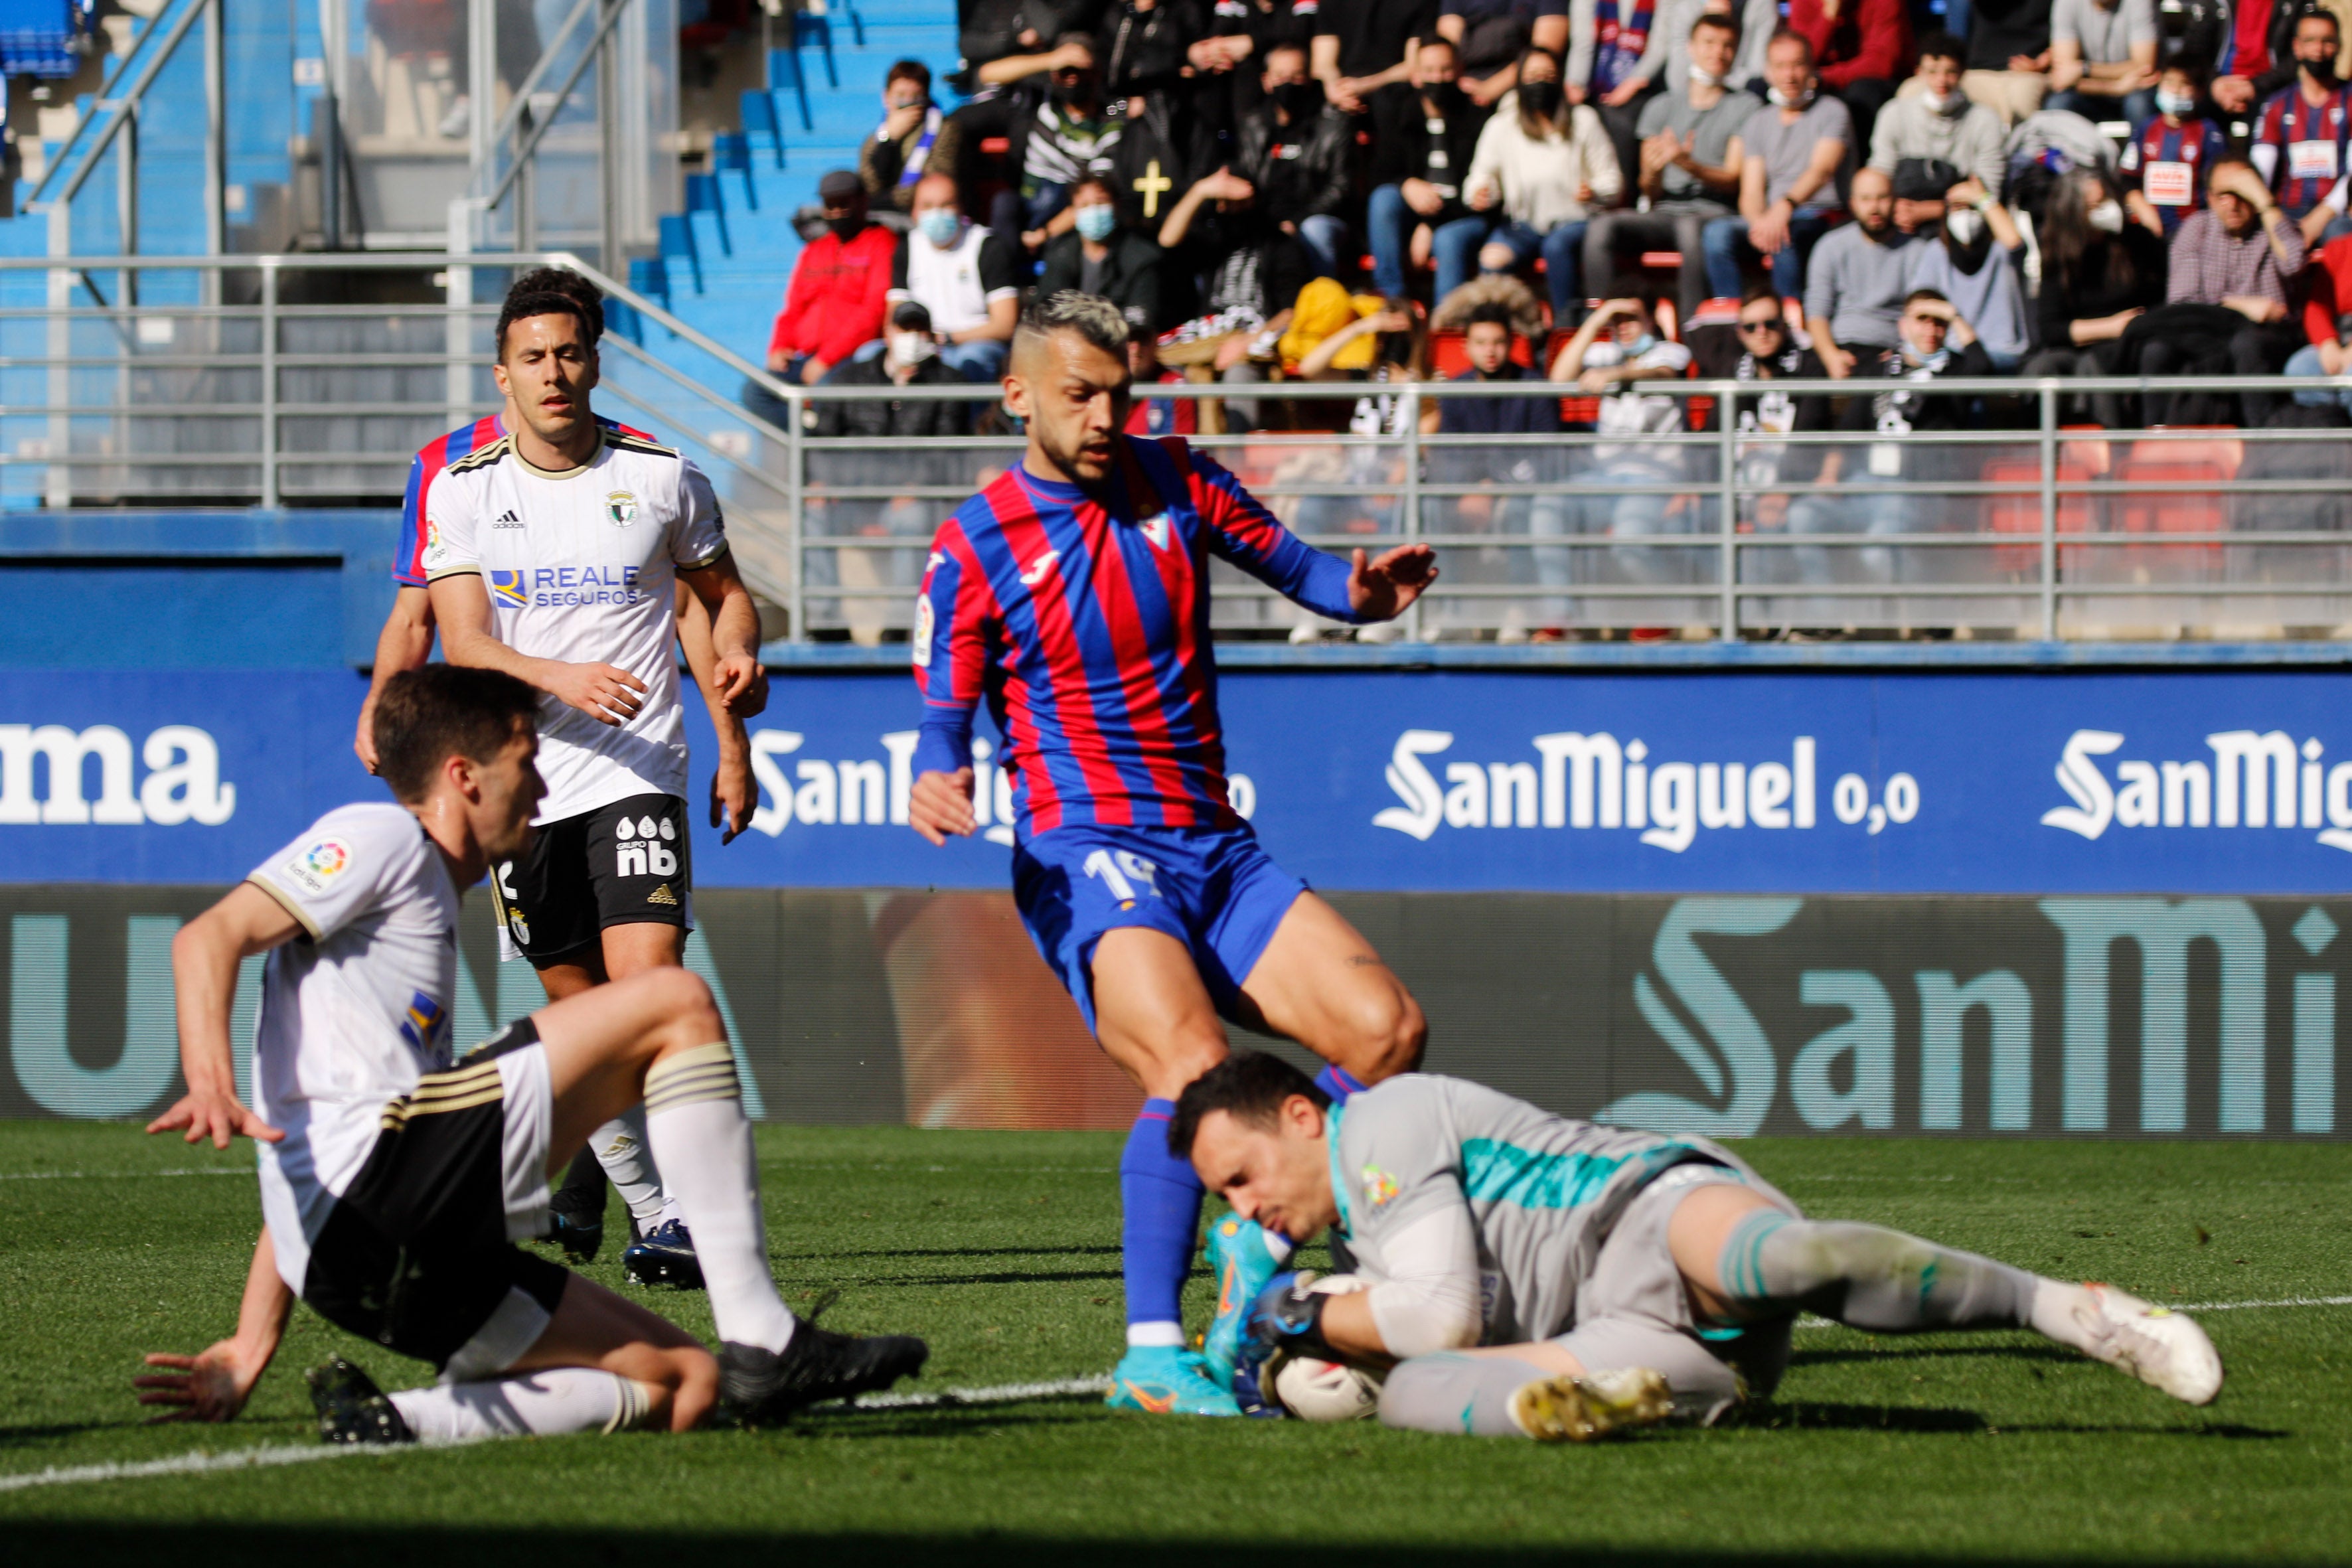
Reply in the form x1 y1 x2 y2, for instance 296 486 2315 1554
2 666 2350 892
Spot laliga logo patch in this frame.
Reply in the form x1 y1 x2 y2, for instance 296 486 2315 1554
281 838 351 898
490 569 529 608
606 490 639 528
911 593 935 666
1362 1164 1400 1210
399 990 449 1054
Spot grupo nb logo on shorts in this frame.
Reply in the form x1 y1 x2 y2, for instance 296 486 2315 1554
615 813 680 879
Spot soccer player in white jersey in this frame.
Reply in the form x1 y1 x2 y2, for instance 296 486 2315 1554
421 286 766 1288
360 268 756 1283
137 667 925 1443
1171 1053 2225 1441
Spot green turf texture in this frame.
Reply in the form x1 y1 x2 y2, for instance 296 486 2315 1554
0 1122 2345 1566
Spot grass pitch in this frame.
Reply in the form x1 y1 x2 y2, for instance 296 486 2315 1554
0 1121 2345 1567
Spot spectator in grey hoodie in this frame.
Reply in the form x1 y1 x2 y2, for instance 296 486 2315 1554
1804 165 1920 374
1869 33 2009 195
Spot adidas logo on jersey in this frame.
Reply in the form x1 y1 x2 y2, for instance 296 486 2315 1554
491 509 524 528
614 813 680 880
646 883 678 906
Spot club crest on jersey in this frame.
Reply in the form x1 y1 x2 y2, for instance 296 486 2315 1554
1020 548 1061 587
489 570 529 608
605 490 639 528
398 990 449 1054
1362 1164 1401 1210
1138 512 1172 551
280 838 351 898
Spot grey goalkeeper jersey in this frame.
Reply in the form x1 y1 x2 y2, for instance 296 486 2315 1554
1332 1075 1753 1344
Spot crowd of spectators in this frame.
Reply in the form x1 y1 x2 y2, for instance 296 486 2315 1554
745 0 2352 442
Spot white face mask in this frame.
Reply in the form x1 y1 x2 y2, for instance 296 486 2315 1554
889 331 938 367
1946 208 1983 244
1688 62 1725 86
1921 88 1960 113
2088 199 2125 233
1767 84 1813 107
2155 89 2197 116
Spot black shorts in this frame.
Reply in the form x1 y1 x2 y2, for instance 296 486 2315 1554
302 1021 569 1373
489 791 694 967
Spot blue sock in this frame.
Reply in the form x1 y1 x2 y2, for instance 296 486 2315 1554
1313 1064 1368 1103
1120 1097 1204 1346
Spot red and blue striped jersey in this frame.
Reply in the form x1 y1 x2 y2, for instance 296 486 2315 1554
2254 84 2352 218
2119 116 2229 232
912 435 1358 838
392 412 649 586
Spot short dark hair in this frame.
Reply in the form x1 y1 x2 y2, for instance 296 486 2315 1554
886 57 931 91
1766 25 1813 63
508 266 604 342
2296 8 2340 33
1072 174 1119 206
1739 280 1782 309
1167 1051 1330 1158
495 290 595 356
1464 300 1517 336
372 665 539 803
1901 287 1950 310
1690 11 1739 40
2208 152 2256 190
1416 33 1456 56
1917 29 1964 64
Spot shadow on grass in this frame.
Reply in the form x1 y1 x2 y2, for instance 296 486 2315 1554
4 1524 2329 1568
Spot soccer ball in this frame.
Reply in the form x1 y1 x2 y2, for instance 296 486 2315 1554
1265 1348 1383 1422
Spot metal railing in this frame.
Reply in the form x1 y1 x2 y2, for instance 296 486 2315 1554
5 252 2352 644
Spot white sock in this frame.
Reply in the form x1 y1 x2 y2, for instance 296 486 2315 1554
387 1368 653 1442
643 1042 797 1354
2026 1279 2104 1353
591 1106 669 1228
1127 1321 1186 1349
1264 1230 1295 1266
659 1195 687 1231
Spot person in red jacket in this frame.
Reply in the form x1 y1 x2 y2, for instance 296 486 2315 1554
2284 230 2352 408
744 169 899 428
1787 0 1913 149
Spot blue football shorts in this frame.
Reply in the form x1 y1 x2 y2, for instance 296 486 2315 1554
1011 823 1308 1035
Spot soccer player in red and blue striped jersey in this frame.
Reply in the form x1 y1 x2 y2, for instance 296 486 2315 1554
907 291 1438 1417
2250 11 2352 244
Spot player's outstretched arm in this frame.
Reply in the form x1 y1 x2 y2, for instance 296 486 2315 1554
355 587 437 773
909 767 979 846
134 1229 293 1424
1346 543 1441 623
429 571 648 727
147 884 302 1148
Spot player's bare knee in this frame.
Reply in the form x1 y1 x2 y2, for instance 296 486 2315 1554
639 967 724 1053
1339 984 1425 1081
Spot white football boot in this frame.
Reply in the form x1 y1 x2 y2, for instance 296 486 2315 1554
2071 1283 2225 1405
1508 1366 1676 1443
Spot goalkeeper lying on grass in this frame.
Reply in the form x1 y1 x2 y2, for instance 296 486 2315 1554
1171 1052 2224 1440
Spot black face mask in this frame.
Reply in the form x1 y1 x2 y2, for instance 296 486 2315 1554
1273 79 1325 119
826 212 866 240
1518 78 1565 121
1424 80 1468 115
1053 76 1098 110
2305 56 2340 83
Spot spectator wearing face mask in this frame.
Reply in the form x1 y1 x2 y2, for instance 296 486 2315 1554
1236 42 1358 277
1704 30 1854 303
1585 12 1752 326
1156 165 1319 426
964 33 1126 250
1899 165 2029 370
880 173 1026 382
2045 0 2158 126
2136 157 2310 426
2121 62 2230 238
862 60 944 222
2025 171 2169 423
1788 0 1913 147
1710 289 1837 588
1620 0 1783 108
811 301 974 436
1550 293 1699 591
747 170 900 427
1827 288 1995 582
1038 176 1168 330
2211 0 2351 116
1456 46 1622 330
1802 165 1917 376
1870 35 2007 196
1366 38 1492 299
2251 11 2352 247
1439 0 1569 107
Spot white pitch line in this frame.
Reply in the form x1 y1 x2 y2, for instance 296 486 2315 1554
0 1443 363 1494
845 1375 1111 1411
0 1168 252 1182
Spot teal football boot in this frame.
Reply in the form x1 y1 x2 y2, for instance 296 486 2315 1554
1201 1213 1285 1390
1105 1345 1242 1416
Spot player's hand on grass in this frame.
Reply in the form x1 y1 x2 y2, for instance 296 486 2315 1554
910 767 978 846
548 661 647 726
147 1086 282 1148
712 748 756 844
134 1339 266 1424
1347 543 1439 623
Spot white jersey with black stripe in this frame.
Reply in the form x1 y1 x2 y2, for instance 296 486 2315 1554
421 428 730 821
244 801 459 1292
